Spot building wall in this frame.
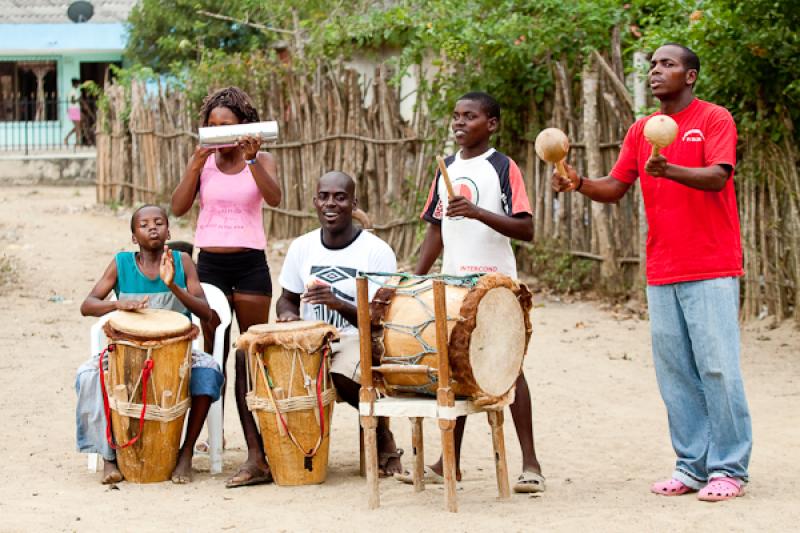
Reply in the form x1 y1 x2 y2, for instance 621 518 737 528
0 153 95 183
345 48 436 124
0 22 126 149
0 52 122 149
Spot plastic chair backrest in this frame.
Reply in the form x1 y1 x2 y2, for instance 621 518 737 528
195 283 231 362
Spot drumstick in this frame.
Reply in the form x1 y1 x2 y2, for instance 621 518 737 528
643 115 679 158
436 156 456 199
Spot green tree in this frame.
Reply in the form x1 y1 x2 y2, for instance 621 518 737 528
633 0 800 141
125 0 270 71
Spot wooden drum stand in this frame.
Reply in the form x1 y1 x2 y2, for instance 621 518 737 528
356 277 511 512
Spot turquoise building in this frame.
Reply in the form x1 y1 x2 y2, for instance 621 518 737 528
0 1 136 152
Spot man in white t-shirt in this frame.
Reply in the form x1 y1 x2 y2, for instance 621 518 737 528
276 171 403 476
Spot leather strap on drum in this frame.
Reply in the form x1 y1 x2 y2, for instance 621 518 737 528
98 341 192 449
98 345 152 450
248 343 331 461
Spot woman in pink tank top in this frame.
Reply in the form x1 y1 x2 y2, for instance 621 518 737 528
171 87 280 487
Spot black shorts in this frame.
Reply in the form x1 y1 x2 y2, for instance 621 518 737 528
197 249 272 297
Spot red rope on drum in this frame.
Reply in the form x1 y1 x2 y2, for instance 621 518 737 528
98 345 154 450
260 343 330 462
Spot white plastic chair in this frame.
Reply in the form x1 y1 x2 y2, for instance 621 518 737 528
86 283 231 475
196 282 232 474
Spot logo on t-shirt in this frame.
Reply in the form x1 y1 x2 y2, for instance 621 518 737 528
682 129 705 143
453 177 479 205
309 265 357 330
443 177 480 221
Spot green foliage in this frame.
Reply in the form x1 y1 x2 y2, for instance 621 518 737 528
126 0 368 73
126 0 276 71
319 0 629 157
122 0 800 158
632 0 800 141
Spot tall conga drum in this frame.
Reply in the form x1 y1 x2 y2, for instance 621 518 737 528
370 273 532 408
102 309 197 483
238 321 339 486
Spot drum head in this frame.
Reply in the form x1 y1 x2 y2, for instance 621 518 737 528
468 287 526 397
107 308 192 338
246 321 332 335
238 321 339 353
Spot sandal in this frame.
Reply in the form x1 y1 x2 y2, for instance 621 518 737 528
394 465 445 485
651 478 695 496
514 471 546 493
225 465 273 488
697 477 744 502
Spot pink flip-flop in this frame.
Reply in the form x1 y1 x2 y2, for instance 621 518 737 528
650 478 695 496
697 477 744 502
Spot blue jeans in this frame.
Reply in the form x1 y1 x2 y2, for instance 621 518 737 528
647 277 752 489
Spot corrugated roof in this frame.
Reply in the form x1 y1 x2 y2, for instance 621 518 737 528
0 1 137 23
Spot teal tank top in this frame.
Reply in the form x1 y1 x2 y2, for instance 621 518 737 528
114 251 189 318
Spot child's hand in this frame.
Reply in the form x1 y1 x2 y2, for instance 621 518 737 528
160 245 175 288
237 135 262 161
551 162 580 192
446 195 481 219
116 296 149 311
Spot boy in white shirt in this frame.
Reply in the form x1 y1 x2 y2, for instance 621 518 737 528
398 92 545 493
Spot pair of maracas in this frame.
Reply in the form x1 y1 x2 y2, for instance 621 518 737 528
535 115 679 188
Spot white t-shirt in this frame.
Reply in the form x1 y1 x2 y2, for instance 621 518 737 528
279 228 397 336
421 148 533 278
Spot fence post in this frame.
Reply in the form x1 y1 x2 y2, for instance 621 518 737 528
583 55 621 293
633 51 649 296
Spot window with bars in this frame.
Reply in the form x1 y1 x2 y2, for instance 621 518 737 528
0 60 58 122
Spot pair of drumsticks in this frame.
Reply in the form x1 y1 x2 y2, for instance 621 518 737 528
534 116 679 189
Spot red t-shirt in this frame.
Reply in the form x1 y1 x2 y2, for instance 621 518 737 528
610 98 743 285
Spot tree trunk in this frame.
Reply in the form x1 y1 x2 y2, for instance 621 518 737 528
633 51 649 295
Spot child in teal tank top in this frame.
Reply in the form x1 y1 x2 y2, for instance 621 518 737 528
114 249 190 317
76 205 223 485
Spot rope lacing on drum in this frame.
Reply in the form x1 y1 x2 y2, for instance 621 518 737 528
359 272 481 393
98 340 191 450
245 342 333 466
359 271 483 290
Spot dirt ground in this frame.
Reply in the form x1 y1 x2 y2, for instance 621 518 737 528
0 185 798 532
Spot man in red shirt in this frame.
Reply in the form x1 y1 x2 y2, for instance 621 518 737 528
553 44 751 502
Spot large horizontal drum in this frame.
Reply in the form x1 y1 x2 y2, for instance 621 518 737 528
102 309 197 483
370 273 532 407
238 321 339 486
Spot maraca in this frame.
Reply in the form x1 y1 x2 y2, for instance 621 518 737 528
643 115 679 157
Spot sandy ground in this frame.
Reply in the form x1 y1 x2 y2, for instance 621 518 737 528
0 185 798 533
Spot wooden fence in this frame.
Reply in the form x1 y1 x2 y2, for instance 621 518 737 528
95 55 799 324
96 65 432 260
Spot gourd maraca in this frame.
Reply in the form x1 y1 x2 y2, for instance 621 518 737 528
643 115 679 157
535 128 571 186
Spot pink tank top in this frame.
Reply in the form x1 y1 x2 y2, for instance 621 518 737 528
194 155 267 250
